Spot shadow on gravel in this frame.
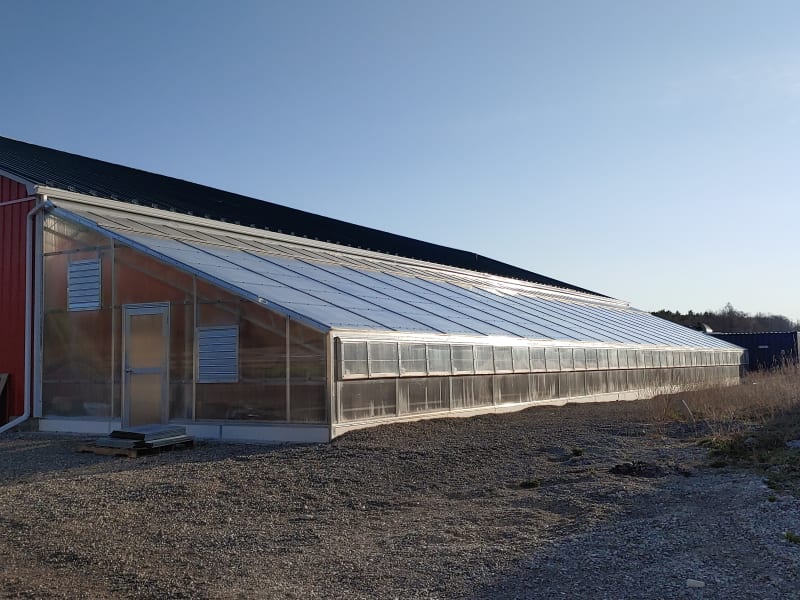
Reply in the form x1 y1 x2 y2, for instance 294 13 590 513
466 471 796 600
0 433 293 485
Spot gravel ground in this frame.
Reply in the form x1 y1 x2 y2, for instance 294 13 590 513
0 401 798 599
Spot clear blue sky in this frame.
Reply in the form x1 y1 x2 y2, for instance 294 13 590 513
3 1 799 320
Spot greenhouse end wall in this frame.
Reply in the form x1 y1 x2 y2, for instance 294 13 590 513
38 213 329 441
330 337 744 436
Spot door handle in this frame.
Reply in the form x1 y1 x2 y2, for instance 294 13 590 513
125 368 134 373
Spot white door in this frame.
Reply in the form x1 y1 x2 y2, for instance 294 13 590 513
123 303 170 426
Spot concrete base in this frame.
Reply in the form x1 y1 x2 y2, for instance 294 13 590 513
35 418 331 444
38 418 122 435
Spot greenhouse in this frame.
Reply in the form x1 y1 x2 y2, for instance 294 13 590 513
32 193 745 442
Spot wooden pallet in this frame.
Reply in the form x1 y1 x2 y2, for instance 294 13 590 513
76 439 195 458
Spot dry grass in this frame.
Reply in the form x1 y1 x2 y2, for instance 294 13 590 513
644 368 800 495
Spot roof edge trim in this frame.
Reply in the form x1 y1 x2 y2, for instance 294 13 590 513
48 205 332 334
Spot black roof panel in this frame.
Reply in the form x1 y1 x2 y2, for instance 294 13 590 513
0 135 601 295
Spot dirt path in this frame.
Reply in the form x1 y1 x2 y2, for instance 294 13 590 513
1 401 797 599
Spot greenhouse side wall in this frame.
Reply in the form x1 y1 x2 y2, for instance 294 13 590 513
37 212 330 442
330 337 744 437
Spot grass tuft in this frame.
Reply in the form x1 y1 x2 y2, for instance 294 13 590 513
784 531 800 544
640 368 800 496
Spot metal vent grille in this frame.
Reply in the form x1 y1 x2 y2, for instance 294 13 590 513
67 258 101 311
197 326 238 383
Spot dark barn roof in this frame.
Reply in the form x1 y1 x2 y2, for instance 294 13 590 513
0 135 599 295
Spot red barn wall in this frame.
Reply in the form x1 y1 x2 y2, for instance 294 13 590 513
0 176 33 423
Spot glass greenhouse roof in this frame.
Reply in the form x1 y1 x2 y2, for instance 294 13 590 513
50 201 740 351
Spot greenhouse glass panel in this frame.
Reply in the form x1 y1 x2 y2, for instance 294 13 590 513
628 369 643 389
494 347 513 372
451 375 493 408
196 382 286 421
559 348 574 371
512 346 530 373
585 371 607 395
531 348 546 372
545 347 560 372
474 345 495 373
368 342 399 376
341 341 368 377
427 344 452 374
597 349 608 369
496 374 529 404
289 320 326 422
607 370 626 392
573 348 586 370
399 378 450 414
340 379 396 421
451 345 475 374
541 373 560 399
584 348 598 370
169 302 194 420
42 308 113 418
607 349 619 369
399 343 427 375
557 372 580 398
44 214 110 254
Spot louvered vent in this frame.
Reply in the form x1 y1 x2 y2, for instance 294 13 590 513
197 326 239 383
67 258 101 311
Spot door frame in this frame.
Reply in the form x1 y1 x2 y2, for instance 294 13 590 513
121 302 170 427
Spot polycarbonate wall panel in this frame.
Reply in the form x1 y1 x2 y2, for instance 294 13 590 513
289 320 326 422
496 374 529 404
494 347 513 373
512 346 530 373
428 344 452 374
451 376 494 409
398 378 450 414
545 347 560 371
532 373 560 400
341 341 368 377
475 345 495 373
42 309 113 418
451 345 475 374
573 348 586 370
42 217 115 418
368 341 399 376
399 343 427 375
339 379 397 421
531 348 546 372
559 348 574 371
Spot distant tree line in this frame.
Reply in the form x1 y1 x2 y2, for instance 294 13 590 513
652 303 800 333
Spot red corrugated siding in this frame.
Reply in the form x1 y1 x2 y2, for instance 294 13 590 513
0 176 33 423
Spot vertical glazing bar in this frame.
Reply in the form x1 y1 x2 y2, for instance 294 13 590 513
325 333 335 430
